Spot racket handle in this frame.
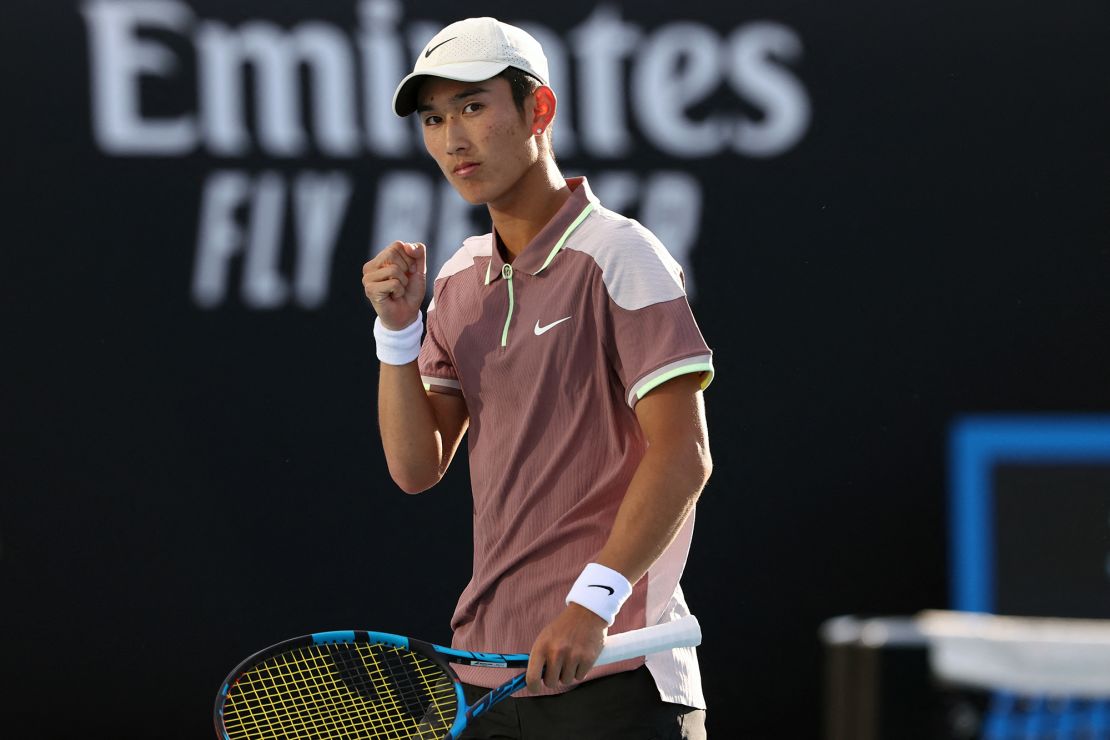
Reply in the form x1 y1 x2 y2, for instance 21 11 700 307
596 615 702 666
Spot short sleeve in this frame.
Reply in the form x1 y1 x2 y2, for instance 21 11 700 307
610 296 714 408
418 291 463 397
600 227 714 409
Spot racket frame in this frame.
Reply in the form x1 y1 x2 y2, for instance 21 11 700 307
215 616 701 740
215 629 530 740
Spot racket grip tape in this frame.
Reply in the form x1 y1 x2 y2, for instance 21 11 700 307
595 615 702 666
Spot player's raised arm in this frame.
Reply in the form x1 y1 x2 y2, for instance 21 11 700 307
363 241 468 493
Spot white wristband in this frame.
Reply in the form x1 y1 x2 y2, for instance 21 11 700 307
565 563 633 627
374 313 423 365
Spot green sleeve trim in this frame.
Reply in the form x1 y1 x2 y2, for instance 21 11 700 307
634 362 715 401
422 376 462 393
534 201 596 275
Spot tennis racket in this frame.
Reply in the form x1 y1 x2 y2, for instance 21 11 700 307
214 615 701 739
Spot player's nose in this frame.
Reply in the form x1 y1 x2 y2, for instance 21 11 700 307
443 116 470 154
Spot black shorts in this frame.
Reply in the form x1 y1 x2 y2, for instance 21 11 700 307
459 666 707 740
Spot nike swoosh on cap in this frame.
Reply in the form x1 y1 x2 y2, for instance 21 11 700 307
534 316 572 335
425 37 458 58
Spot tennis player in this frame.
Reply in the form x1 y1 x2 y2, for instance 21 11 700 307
363 17 714 739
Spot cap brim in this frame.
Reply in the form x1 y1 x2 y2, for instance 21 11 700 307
392 61 511 117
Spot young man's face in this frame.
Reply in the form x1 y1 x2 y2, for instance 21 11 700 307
417 75 538 207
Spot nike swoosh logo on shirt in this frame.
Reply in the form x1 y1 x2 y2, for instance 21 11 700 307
424 37 458 58
588 584 616 595
534 316 572 335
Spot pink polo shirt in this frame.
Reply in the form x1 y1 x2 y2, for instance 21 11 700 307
418 177 713 707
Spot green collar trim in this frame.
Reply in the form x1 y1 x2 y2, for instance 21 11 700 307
534 201 596 276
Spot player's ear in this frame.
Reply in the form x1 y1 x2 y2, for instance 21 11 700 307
531 86 556 134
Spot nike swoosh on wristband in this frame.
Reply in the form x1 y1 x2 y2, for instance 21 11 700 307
424 37 458 58
588 584 615 595
534 316 572 335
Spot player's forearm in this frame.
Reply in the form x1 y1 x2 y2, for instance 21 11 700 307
529 452 710 692
594 440 712 585
377 360 447 493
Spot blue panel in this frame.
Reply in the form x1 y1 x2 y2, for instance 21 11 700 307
312 630 357 644
216 683 231 740
436 645 528 664
949 415 1110 612
366 630 409 649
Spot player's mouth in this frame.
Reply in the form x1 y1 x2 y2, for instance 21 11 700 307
453 162 480 178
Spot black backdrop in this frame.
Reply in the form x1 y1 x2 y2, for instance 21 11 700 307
3 1 1108 738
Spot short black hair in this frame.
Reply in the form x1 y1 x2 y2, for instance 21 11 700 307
498 67 542 113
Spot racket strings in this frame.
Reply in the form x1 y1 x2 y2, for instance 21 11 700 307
221 643 458 739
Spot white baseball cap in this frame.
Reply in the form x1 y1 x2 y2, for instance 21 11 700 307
392 17 550 117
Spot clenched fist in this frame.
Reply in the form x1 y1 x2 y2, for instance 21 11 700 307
363 241 427 331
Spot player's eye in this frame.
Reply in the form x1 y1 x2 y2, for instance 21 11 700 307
462 102 483 114
424 114 444 126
